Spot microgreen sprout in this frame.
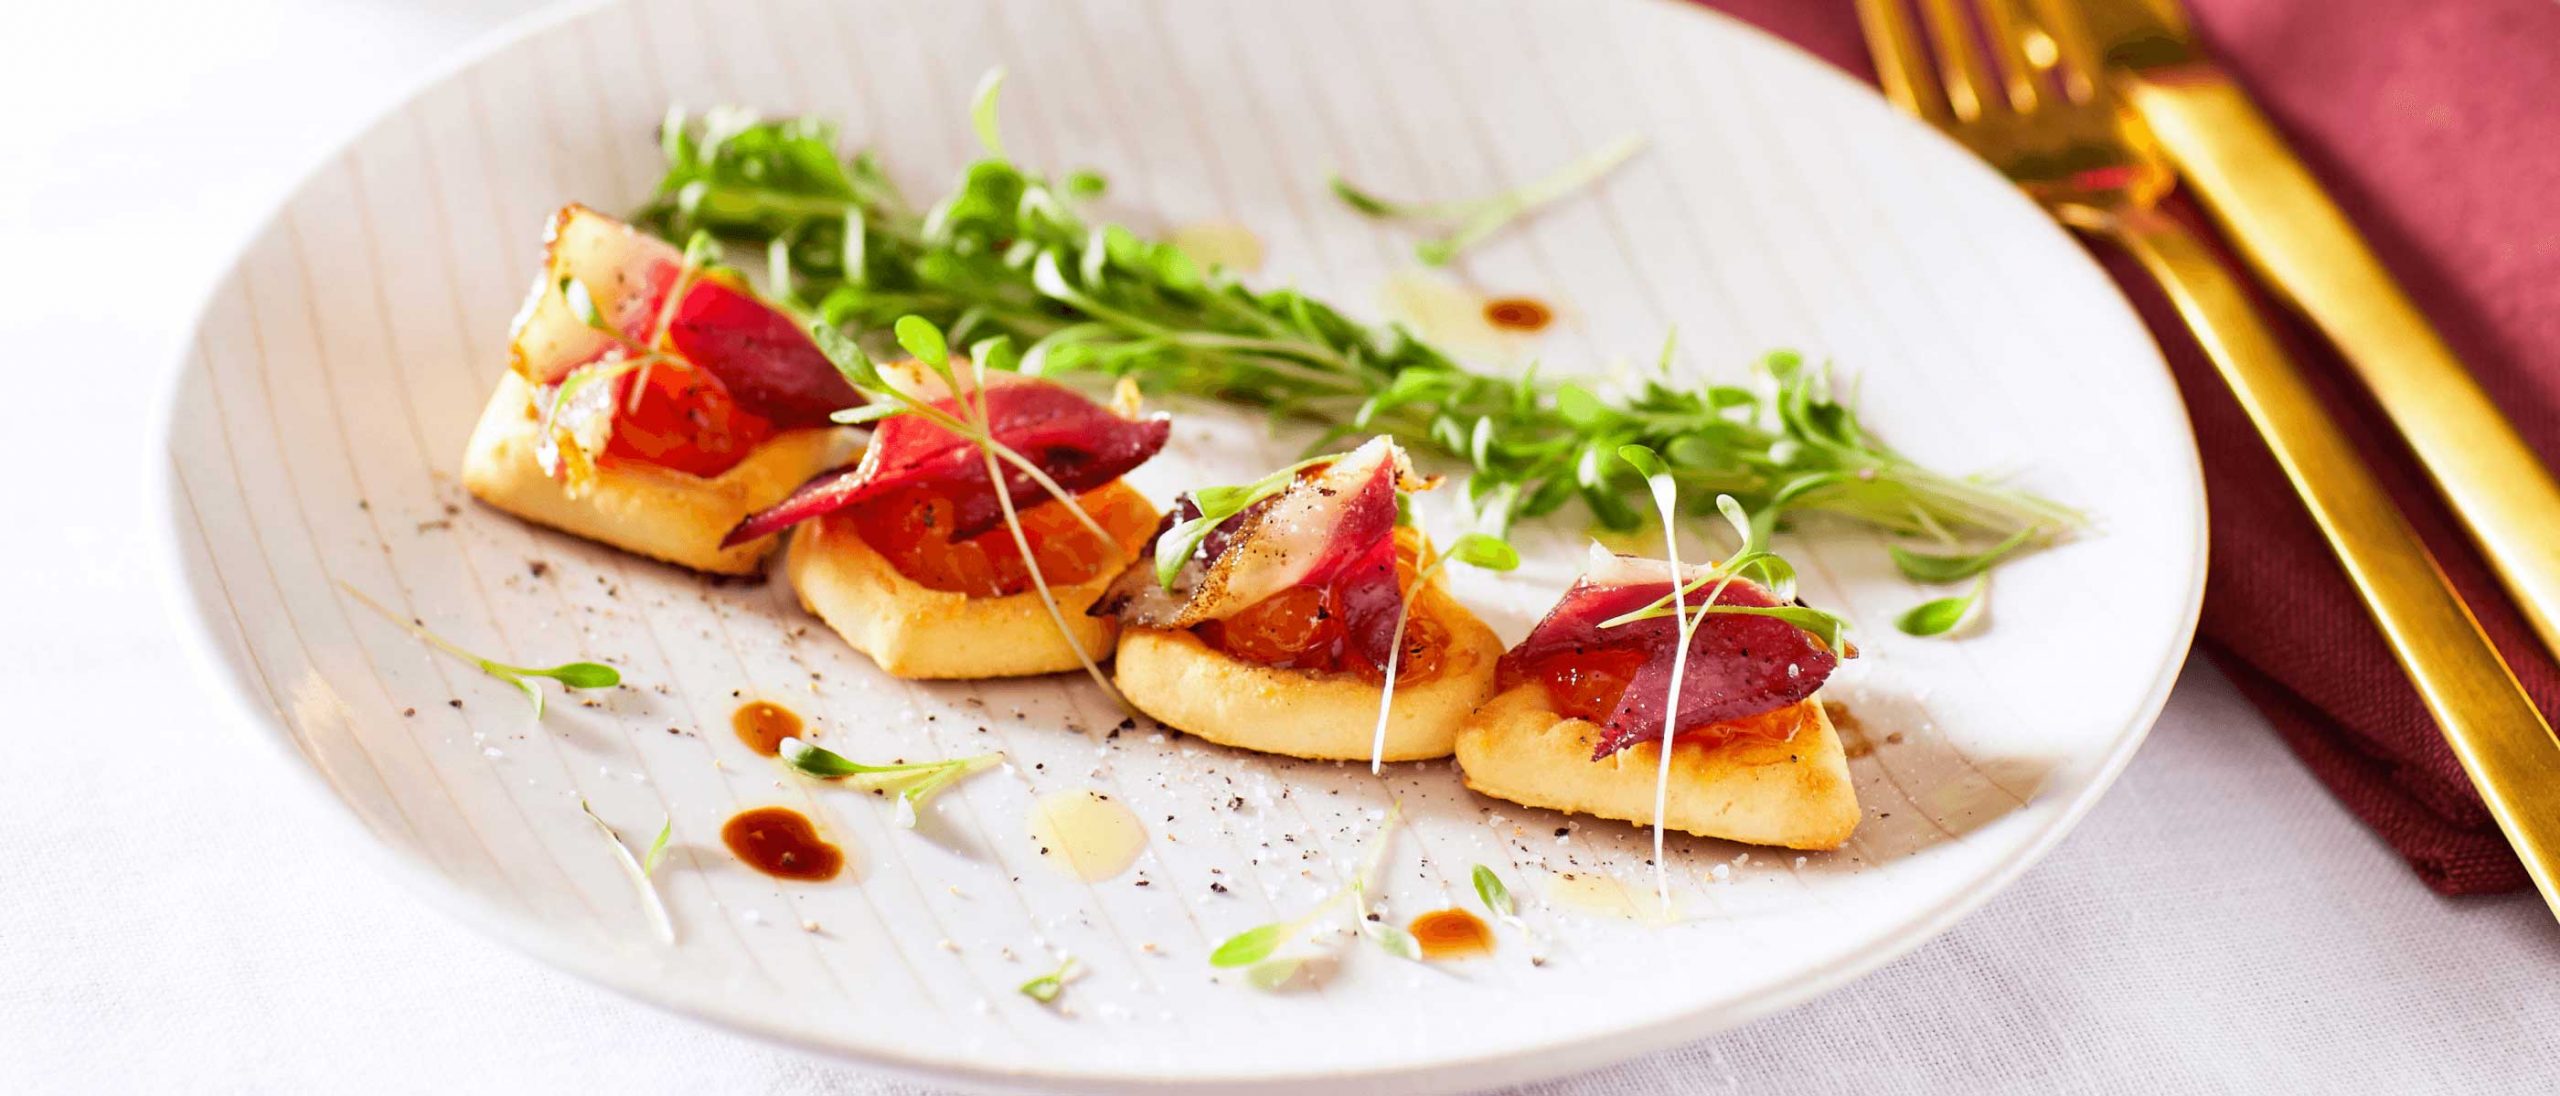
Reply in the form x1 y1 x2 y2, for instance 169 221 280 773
1018 953 1076 1005
1472 863 1515 920
579 799 676 946
1891 524 2043 584
1896 578 1987 637
638 76 2080 603
1368 531 1520 773
1472 862 1547 963
776 736 1001 828
1331 134 1648 266
969 68 1007 158
1886 522 2040 637
1209 802 1411 987
1594 447 1852 902
805 315 1131 713
1620 445 1696 905
338 582 619 720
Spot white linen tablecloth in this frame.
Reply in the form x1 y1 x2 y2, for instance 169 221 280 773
6 2 2556 1092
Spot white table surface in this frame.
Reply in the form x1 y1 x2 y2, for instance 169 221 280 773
7 2 2557 1092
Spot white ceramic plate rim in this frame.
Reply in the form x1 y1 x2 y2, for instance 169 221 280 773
151 0 2208 1090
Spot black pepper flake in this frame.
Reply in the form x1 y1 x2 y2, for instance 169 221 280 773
448 699 463 709
1554 827 1569 837
400 707 416 717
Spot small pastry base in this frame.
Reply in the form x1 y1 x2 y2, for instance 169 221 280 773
460 372 850 575
1113 587 1501 762
785 480 1155 680
1452 687 1858 850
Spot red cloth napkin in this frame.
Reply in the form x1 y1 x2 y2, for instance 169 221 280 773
1700 0 2560 894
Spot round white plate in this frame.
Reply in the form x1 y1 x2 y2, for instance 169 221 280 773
156 0 2203 1091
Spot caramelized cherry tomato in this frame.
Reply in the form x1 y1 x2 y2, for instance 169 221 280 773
1499 647 1648 724
599 360 777 478
1196 531 1446 685
852 481 1153 597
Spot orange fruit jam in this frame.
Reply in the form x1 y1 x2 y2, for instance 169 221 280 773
1500 646 1807 746
599 360 777 478
1195 530 1447 685
850 479 1155 598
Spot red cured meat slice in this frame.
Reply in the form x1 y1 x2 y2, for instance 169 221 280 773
662 278 861 428
723 375 1168 547
1502 563 1838 759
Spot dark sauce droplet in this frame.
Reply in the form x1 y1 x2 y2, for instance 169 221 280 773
1482 296 1554 332
732 700 803 757
721 806 843 881
1409 907 1495 960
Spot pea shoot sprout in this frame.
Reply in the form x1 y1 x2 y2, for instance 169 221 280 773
579 799 676 946
1330 133 1647 266
1367 531 1520 773
1208 802 1414 988
637 75 2079 616
776 736 1001 829
1018 954 1077 1005
337 582 619 720
1599 445 1852 903
806 315 1132 712
1471 862 1546 964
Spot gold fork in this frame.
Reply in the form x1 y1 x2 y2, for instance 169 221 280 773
1855 0 2560 918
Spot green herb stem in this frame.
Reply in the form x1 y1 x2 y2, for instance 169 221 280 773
339 582 620 720
636 83 2078 596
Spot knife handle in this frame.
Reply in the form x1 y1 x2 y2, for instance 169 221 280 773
2098 203 2560 911
2129 73 2560 663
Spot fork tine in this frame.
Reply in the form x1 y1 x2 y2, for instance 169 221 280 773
1915 0 1999 121
2020 0 2105 103
1966 0 2045 112
1854 0 1952 127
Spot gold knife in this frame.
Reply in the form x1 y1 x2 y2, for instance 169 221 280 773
2075 0 2560 666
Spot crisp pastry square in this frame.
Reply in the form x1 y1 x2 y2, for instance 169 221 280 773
1113 582 1502 762
461 371 850 575
1453 688 1858 850
785 479 1156 679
